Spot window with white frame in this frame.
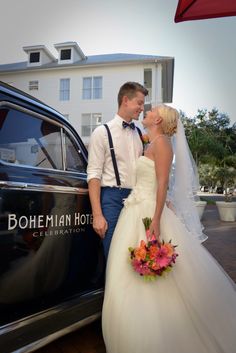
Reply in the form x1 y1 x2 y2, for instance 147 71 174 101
82 78 92 99
81 113 102 136
82 76 102 100
93 76 102 99
29 80 39 91
60 78 70 101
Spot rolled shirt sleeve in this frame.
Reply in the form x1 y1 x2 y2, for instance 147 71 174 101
87 126 105 183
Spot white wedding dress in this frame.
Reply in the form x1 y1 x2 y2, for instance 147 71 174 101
102 156 236 353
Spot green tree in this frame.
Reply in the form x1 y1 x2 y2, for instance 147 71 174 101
181 108 236 190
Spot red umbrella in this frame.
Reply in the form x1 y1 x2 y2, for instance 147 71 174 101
175 0 236 23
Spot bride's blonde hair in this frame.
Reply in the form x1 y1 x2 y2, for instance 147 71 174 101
157 104 179 136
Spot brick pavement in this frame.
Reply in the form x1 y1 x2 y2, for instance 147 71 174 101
35 204 236 353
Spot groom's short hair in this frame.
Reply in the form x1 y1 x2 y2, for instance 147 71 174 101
118 82 148 107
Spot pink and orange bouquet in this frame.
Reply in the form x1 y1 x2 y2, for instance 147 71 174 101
128 217 178 281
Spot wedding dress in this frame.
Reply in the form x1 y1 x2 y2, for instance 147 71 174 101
102 156 236 353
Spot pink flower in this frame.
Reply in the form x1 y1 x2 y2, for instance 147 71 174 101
155 247 171 268
132 259 152 276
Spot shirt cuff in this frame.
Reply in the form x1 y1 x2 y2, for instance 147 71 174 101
87 173 102 183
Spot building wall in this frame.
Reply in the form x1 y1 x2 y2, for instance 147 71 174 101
0 62 163 144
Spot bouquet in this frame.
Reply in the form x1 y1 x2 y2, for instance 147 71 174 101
128 217 178 281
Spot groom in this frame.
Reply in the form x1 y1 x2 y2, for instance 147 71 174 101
87 81 148 260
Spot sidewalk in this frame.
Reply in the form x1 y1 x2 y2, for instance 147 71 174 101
202 204 236 282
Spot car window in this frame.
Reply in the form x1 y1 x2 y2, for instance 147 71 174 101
0 107 63 169
0 106 87 173
35 120 63 169
64 130 87 173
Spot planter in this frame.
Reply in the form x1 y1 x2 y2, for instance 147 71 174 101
195 201 207 220
215 201 236 221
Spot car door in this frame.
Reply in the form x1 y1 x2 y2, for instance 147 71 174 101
0 102 104 326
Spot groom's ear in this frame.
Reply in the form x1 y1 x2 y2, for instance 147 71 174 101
123 96 129 105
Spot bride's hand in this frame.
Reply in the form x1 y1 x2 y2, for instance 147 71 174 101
149 220 161 242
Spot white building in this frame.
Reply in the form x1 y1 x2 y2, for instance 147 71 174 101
0 42 174 144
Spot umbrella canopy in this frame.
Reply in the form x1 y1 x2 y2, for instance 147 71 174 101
175 0 236 23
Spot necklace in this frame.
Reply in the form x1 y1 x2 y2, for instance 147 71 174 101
149 134 165 144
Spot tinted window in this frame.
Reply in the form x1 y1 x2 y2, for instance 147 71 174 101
0 107 63 169
64 131 86 173
0 106 87 172
35 120 63 169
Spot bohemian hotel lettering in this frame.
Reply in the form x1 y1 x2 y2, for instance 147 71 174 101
8 212 93 237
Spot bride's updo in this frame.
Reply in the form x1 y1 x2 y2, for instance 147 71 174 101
157 104 179 137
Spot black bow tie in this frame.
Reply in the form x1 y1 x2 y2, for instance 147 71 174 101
122 121 135 130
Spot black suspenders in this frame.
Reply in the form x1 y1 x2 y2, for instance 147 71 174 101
104 124 121 187
135 126 143 148
104 124 144 187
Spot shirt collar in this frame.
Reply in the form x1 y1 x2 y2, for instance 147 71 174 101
114 114 134 129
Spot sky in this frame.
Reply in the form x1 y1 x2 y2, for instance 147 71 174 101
1 0 236 124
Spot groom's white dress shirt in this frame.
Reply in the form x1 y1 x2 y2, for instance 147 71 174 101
87 115 143 189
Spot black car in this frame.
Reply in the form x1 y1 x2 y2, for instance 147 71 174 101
0 81 104 353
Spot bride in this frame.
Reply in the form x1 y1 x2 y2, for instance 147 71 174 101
102 104 236 353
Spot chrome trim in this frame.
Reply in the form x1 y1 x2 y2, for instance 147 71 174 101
0 289 104 335
0 86 67 121
61 128 66 171
14 313 101 353
0 101 64 128
0 181 88 194
0 158 87 177
0 307 59 336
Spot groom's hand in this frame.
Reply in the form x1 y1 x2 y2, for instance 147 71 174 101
93 214 108 239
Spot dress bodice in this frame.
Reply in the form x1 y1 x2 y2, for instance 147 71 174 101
124 156 157 207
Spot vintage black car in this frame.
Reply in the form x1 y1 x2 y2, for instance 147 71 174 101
0 81 104 353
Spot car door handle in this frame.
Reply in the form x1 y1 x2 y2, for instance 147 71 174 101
0 181 28 189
